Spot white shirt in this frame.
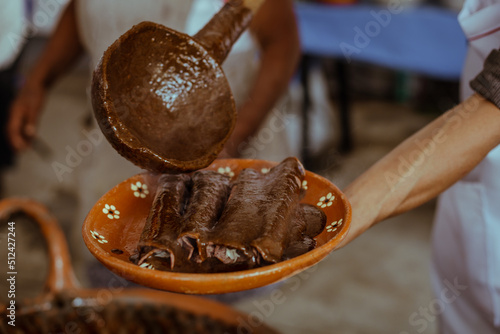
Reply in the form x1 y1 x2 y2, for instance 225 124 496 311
431 1 500 333
0 0 25 69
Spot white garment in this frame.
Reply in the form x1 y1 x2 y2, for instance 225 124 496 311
0 0 71 70
431 1 500 332
0 0 25 70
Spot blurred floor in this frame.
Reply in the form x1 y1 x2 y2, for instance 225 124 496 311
0 45 440 333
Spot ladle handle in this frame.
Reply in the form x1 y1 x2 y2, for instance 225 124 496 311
194 0 267 64
239 0 267 13
0 198 79 294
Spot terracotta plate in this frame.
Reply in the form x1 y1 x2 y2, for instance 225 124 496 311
82 159 351 294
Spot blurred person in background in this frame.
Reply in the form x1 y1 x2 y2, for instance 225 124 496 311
340 0 500 332
0 1 27 191
6 0 300 284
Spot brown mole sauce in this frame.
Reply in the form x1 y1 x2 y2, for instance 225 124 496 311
194 1 253 64
105 27 234 163
133 158 328 273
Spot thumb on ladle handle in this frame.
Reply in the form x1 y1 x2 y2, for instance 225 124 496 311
194 0 267 64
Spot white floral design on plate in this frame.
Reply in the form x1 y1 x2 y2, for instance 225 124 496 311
90 230 108 244
326 219 343 233
261 168 270 174
217 167 235 178
140 262 155 270
102 204 120 220
302 180 308 190
317 192 334 208
131 181 149 198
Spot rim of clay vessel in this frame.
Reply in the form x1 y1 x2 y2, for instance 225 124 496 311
0 198 278 333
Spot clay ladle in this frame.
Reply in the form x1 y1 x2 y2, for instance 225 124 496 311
91 0 265 173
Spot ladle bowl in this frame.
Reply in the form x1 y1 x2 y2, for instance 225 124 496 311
91 1 261 173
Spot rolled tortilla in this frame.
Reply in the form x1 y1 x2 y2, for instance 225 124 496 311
136 174 190 269
206 167 264 267
208 157 305 265
300 203 327 238
251 157 305 263
178 170 231 262
283 203 326 260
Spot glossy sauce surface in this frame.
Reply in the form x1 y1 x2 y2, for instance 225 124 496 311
105 27 234 162
133 158 327 273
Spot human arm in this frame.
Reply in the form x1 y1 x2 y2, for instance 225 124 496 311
7 0 84 151
223 0 300 157
339 93 500 247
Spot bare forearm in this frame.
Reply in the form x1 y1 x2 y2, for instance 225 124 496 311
228 0 300 154
341 94 500 245
27 0 84 88
236 40 300 139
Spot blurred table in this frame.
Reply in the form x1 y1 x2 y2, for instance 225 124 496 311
294 2 467 163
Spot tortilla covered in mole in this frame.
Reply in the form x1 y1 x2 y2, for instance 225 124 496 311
132 157 328 273
179 170 231 262
136 174 190 269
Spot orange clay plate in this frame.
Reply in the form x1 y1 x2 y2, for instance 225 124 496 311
82 159 351 294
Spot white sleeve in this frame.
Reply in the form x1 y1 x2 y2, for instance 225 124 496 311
0 0 26 70
458 0 500 100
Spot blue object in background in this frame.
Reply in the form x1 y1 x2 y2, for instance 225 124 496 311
295 3 468 79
